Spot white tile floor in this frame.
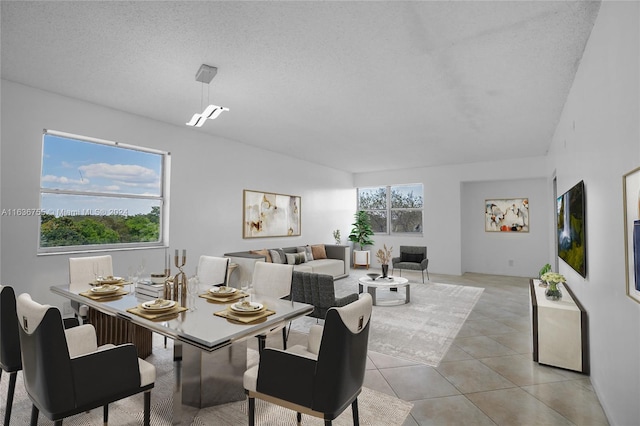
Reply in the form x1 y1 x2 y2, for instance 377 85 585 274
261 270 609 425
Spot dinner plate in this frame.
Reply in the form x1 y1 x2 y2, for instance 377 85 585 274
96 276 124 285
229 301 265 314
141 299 176 312
209 286 237 295
90 285 120 295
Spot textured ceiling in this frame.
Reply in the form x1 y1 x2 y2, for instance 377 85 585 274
1 1 600 173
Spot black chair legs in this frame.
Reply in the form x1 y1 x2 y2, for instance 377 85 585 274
4 371 17 426
258 335 266 353
248 397 255 426
103 404 109 424
352 398 360 425
144 391 151 426
30 405 38 426
282 327 287 350
296 412 302 423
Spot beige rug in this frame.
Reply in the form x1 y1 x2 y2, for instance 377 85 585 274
293 272 484 367
0 340 412 425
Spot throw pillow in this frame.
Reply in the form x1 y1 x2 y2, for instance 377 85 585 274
250 249 272 263
286 252 306 265
311 244 327 260
268 248 287 264
297 245 314 261
401 252 423 263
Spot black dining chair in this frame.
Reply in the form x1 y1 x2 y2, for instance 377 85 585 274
16 293 155 426
244 293 373 425
0 286 22 426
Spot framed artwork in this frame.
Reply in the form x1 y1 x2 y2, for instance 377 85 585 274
557 180 587 278
623 167 640 303
243 189 301 238
485 198 529 232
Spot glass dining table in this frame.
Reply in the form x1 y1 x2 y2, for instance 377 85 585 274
50 283 314 425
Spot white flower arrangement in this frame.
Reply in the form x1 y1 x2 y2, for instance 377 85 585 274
540 272 566 284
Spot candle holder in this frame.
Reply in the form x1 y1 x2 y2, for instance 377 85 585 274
164 249 188 307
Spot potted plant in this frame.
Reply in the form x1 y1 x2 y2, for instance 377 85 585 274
540 271 566 301
348 211 375 268
376 244 393 277
332 229 341 245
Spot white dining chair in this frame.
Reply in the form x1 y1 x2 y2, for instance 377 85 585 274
251 262 294 352
68 255 113 322
196 256 229 286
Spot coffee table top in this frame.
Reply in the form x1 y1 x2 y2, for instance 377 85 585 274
358 276 409 288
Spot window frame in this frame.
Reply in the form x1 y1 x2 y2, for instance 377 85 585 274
357 184 423 235
37 129 171 254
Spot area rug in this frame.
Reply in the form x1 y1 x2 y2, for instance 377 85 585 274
368 281 484 366
0 339 413 425
292 273 484 367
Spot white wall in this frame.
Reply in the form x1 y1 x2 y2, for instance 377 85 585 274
461 178 550 276
547 1 640 424
354 156 548 277
0 80 355 308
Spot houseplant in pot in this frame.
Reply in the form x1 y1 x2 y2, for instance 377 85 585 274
348 210 375 268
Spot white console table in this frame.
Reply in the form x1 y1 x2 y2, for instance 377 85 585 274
529 279 589 374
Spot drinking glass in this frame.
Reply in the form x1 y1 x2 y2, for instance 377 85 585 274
188 275 200 311
241 280 253 303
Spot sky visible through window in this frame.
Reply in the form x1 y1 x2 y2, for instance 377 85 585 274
41 134 162 216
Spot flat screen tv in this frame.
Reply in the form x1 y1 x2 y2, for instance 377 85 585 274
557 180 587 277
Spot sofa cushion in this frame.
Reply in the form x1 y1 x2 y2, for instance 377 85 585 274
311 244 327 260
297 246 314 261
286 252 306 265
268 248 287 264
306 259 343 277
401 252 423 263
250 249 272 263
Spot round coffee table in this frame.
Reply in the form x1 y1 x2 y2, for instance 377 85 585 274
358 276 410 306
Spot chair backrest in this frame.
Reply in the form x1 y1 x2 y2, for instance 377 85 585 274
16 293 76 415
252 262 294 299
197 256 229 286
399 245 427 262
0 285 22 373
69 255 113 292
313 293 372 415
291 271 336 317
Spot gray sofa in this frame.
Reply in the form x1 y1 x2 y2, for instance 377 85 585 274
291 271 358 319
224 244 349 285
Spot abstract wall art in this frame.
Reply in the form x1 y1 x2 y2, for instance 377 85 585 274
485 198 529 232
243 189 301 238
623 167 640 303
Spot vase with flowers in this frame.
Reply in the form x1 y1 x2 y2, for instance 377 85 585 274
376 244 393 278
540 272 566 301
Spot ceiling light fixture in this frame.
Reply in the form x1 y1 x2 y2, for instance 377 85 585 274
186 64 229 127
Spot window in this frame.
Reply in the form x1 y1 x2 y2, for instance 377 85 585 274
38 130 170 253
357 184 423 234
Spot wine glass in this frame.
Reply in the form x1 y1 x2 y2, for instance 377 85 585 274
188 275 200 311
240 279 251 303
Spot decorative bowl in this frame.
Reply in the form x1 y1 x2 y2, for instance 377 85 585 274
150 273 167 284
366 273 380 281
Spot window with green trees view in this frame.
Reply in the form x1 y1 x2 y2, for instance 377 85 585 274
357 184 423 234
39 130 169 252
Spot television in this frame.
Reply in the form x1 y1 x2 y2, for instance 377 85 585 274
557 180 587 277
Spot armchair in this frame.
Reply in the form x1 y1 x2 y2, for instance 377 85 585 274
291 271 358 319
16 293 155 426
244 293 372 425
392 245 429 283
